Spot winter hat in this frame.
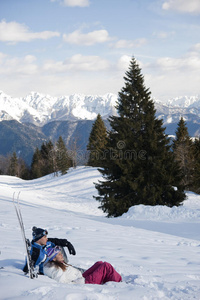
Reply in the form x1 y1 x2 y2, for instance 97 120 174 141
47 246 61 261
32 226 48 242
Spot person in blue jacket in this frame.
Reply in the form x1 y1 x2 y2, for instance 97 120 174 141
23 226 76 275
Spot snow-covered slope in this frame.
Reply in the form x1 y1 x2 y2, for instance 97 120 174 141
0 166 200 299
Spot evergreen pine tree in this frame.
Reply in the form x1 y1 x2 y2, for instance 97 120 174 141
8 152 18 176
40 140 55 176
172 117 193 189
95 57 186 217
56 136 71 175
87 114 108 167
31 147 43 179
17 157 30 179
190 138 200 193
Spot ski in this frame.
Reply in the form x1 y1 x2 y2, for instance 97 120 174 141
12 192 37 279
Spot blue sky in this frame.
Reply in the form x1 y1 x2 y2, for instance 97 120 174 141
0 0 200 101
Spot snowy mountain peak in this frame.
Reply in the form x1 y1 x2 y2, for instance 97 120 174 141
1 90 200 126
161 95 200 108
0 91 118 125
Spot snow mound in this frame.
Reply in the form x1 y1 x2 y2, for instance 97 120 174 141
121 197 200 222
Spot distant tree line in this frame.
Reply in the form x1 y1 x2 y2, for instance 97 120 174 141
0 136 73 179
0 152 30 179
31 136 73 178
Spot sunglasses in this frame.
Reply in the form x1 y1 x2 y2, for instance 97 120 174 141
54 245 61 251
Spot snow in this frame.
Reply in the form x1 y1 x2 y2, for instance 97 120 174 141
1 89 200 126
0 166 200 299
0 90 118 125
163 95 200 108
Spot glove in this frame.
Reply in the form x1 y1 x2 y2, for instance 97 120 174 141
65 241 76 255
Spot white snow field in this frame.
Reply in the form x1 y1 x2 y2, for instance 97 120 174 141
0 166 200 300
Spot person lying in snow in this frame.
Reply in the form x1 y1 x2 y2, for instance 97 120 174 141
43 246 122 284
23 227 76 275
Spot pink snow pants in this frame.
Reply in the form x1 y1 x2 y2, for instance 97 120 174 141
82 261 122 284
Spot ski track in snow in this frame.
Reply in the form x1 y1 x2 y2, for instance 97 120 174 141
0 166 200 300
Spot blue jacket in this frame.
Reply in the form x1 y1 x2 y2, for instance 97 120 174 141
23 237 68 274
30 241 55 274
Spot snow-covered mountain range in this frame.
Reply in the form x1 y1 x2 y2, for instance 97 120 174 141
1 90 200 165
0 91 117 126
155 95 200 127
1 90 200 126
